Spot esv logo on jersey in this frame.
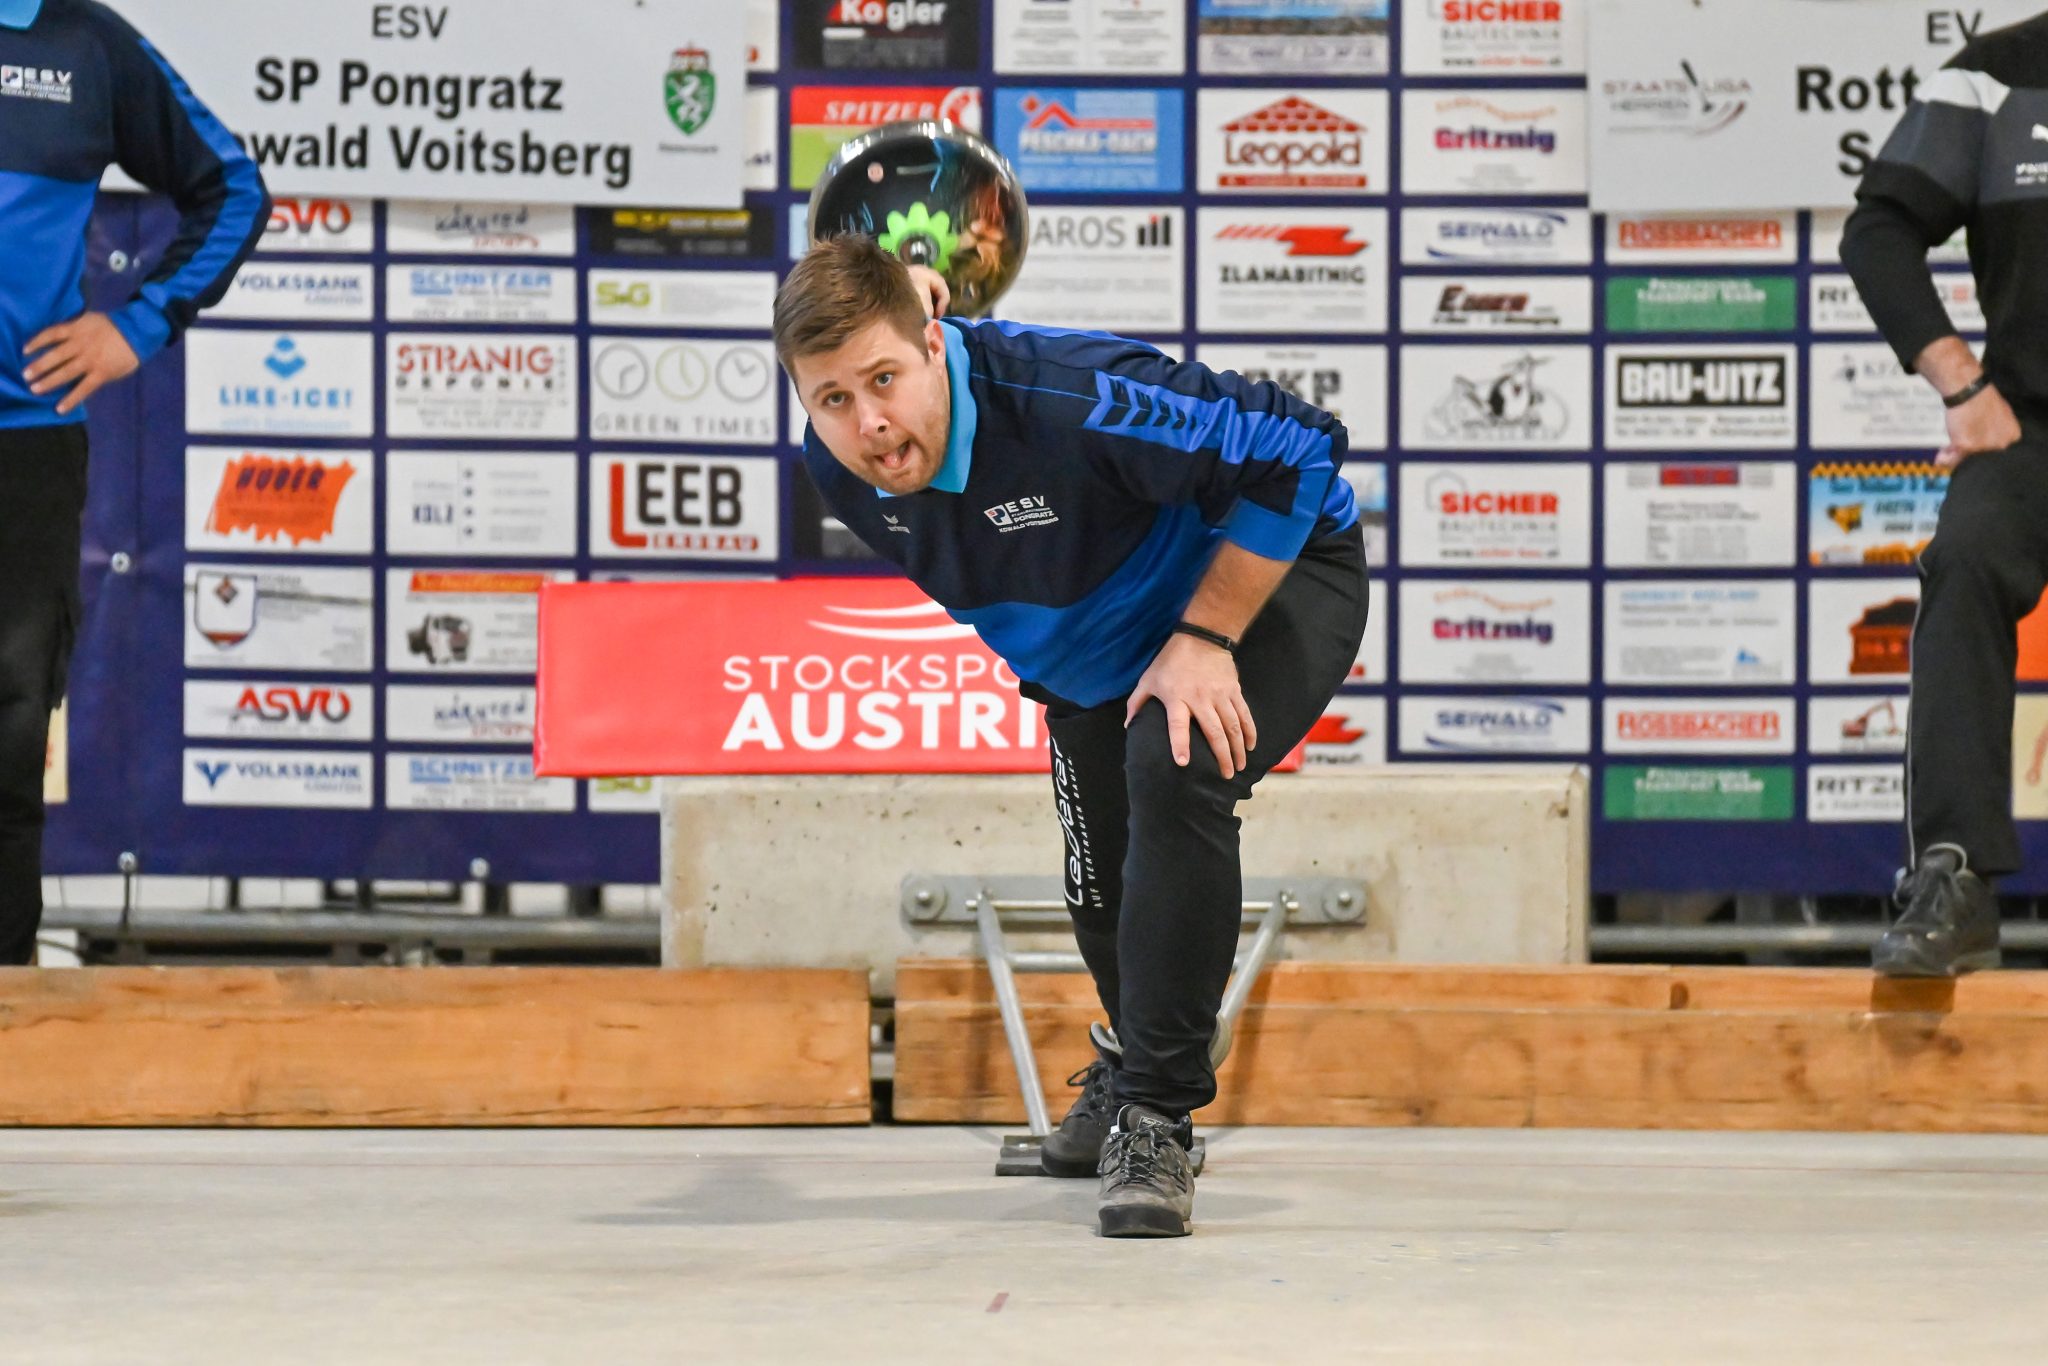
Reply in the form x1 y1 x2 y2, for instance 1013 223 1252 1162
1 66 74 103
984 496 1058 531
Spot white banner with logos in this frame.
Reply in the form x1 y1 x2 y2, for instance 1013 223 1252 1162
117 0 745 204
1587 0 2040 209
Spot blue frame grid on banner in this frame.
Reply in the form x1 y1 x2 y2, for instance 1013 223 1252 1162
40 0 2030 893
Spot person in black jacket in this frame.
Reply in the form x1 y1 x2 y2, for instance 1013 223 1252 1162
0 0 268 965
1841 14 2048 976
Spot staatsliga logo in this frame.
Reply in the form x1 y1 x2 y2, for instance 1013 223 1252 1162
665 46 715 136
1601 61 1751 136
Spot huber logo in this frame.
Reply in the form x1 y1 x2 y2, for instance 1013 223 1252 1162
1217 96 1367 190
665 47 716 135
206 453 356 546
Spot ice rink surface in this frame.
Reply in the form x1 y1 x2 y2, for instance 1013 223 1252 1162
4 1125 2045 1363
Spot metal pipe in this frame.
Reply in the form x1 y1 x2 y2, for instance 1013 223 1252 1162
1219 897 1292 1029
42 906 658 951
1592 922 2048 954
976 891 1051 1137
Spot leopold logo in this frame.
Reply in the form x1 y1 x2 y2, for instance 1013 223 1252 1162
1217 96 1368 189
984 495 1058 532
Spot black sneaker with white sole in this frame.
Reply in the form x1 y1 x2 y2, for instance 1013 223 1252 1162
1873 845 2001 978
1040 1022 1120 1177
1096 1103 1196 1238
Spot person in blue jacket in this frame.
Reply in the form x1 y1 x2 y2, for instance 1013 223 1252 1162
0 0 269 964
776 235 1369 1238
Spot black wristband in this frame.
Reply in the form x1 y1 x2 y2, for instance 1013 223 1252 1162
1943 375 1992 409
1173 621 1239 655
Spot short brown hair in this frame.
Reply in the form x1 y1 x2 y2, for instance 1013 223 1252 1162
773 234 929 370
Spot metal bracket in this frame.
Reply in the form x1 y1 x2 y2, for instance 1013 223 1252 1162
900 874 1369 931
900 871 1365 1178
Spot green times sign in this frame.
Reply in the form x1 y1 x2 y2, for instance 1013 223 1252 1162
1606 276 1796 333
1604 765 1794 821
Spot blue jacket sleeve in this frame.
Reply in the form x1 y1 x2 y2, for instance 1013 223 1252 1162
1081 337 1350 562
87 4 269 361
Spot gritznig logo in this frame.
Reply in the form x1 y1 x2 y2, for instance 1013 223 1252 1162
1431 587 1555 644
1434 98 1559 154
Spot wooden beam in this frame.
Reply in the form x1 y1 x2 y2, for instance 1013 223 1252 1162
892 960 2048 1133
0 967 871 1126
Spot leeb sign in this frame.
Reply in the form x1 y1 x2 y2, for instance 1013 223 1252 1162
117 0 745 205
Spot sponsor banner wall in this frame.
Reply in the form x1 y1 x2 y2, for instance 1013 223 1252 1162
1604 344 1798 450
1201 1 1392 76
994 0 1186 74
1399 695 1592 755
1399 88 1588 195
257 197 375 254
183 447 374 556
1807 462 1945 566
1399 461 1593 568
1809 696 1909 756
384 264 578 324
1196 208 1389 333
1194 344 1389 450
1003 208 1187 334
63 16 2048 895
384 201 577 256
1603 580 1797 685
1303 695 1390 768
1400 207 1593 265
1603 697 1796 756
184 330 375 438
1399 275 1593 335
1587 0 2041 210
1402 0 1585 75
206 263 376 322
1397 579 1593 685
1398 344 1594 450
1602 462 1797 569
384 452 580 559
1197 88 1391 195
386 334 579 439
117 0 746 204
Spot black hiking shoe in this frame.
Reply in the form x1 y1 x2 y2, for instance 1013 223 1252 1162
1040 1022 1119 1177
1096 1103 1196 1238
1874 845 2001 978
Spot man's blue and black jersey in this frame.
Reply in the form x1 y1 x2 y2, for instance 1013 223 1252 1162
0 0 268 428
802 318 1359 708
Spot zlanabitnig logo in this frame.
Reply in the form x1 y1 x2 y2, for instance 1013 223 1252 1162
665 46 715 135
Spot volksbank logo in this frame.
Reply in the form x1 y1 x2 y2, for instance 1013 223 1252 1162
197 761 231 788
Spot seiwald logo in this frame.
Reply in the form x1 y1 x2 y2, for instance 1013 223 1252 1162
665 46 715 135
264 337 306 380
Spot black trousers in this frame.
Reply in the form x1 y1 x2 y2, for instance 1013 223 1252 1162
0 423 89 965
1907 427 2048 876
1035 523 1369 1118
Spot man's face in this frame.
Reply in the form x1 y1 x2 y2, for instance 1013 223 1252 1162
791 318 952 496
